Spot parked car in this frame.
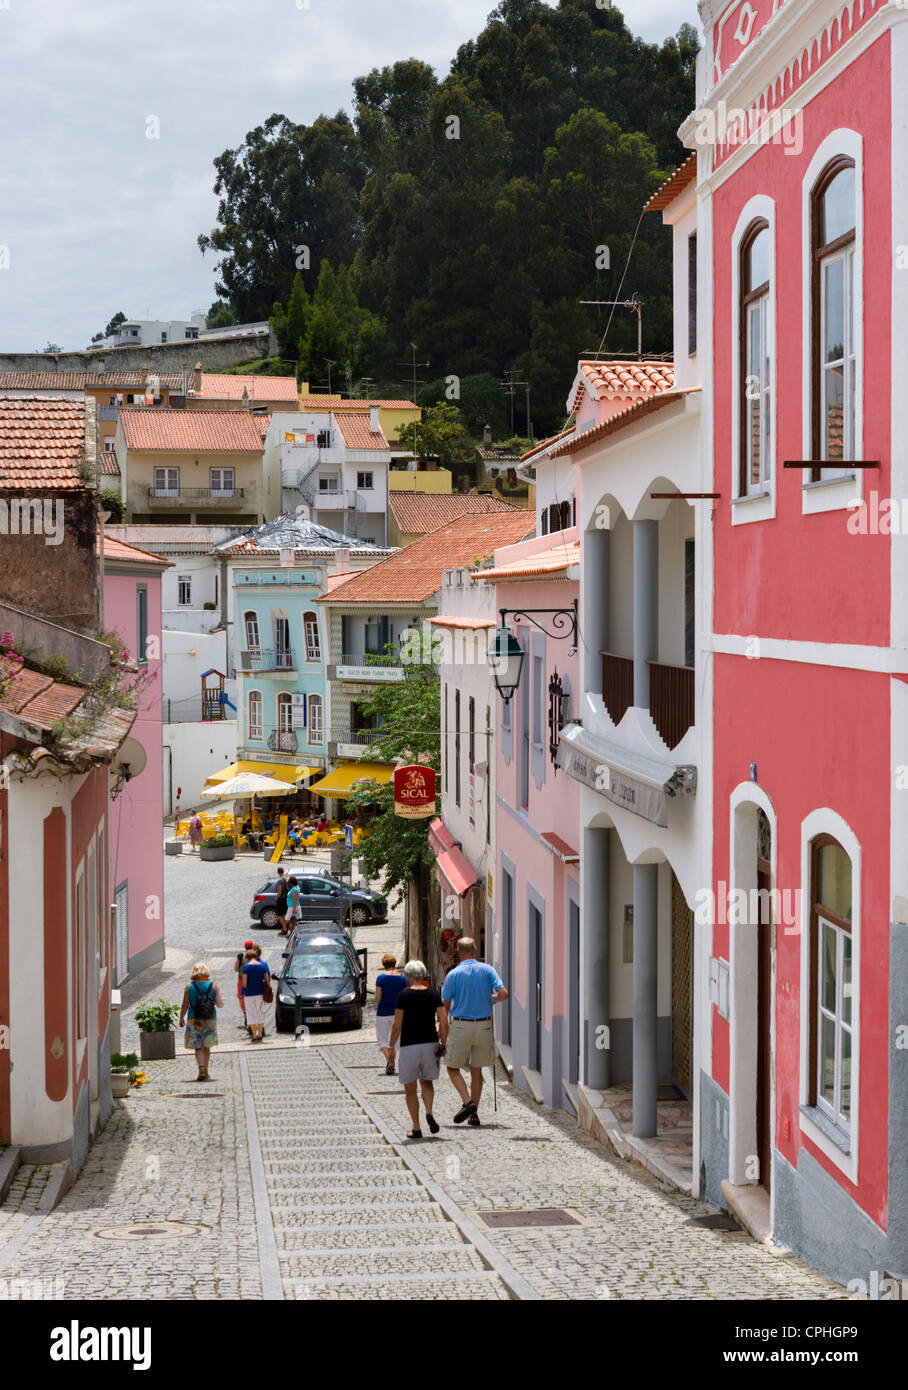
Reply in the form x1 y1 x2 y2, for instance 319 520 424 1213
273 935 368 1031
250 875 387 928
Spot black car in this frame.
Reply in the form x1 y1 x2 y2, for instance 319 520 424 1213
273 935 368 1032
250 873 387 929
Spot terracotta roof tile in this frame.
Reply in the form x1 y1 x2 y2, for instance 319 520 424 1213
119 408 266 453
519 427 575 463
426 615 496 630
99 452 120 476
550 389 700 459
0 370 186 391
644 153 697 212
473 541 580 581
100 535 170 567
333 412 389 450
0 398 88 489
323 512 534 606
198 373 299 401
570 360 675 411
389 492 523 535
0 667 84 724
299 395 417 410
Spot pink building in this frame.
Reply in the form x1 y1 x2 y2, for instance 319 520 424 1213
483 514 581 1112
101 536 169 983
691 0 906 1285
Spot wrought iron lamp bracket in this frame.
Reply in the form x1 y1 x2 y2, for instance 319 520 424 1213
499 599 578 653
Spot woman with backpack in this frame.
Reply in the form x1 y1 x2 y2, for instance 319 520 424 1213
179 962 223 1081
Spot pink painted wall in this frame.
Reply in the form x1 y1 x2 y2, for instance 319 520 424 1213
103 564 165 966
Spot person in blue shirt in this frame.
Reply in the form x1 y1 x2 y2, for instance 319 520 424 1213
441 937 508 1126
374 954 408 1075
241 945 271 1042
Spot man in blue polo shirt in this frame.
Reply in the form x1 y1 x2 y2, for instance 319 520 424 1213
441 937 508 1126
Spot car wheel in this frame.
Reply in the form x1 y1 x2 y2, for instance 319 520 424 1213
347 1006 362 1030
351 906 369 926
260 908 280 929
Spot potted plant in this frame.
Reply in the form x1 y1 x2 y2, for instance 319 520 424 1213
135 1000 180 1060
110 1051 138 1097
200 832 235 862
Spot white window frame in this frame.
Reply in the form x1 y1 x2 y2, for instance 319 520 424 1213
308 693 323 745
248 690 263 740
210 466 235 498
154 466 179 497
319 476 340 494
244 611 260 655
177 575 192 607
798 808 860 1183
277 692 293 735
303 611 321 662
731 196 777 525
800 130 864 516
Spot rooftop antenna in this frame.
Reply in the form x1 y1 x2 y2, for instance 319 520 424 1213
580 294 644 359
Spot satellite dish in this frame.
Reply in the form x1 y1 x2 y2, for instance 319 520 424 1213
112 737 147 783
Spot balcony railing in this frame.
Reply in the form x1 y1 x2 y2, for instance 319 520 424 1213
601 651 634 727
647 660 694 750
340 651 402 668
331 729 379 746
238 648 296 672
267 728 298 753
148 486 244 500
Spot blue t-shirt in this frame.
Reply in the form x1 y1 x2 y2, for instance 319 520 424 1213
375 972 407 1017
243 959 270 998
442 959 503 1019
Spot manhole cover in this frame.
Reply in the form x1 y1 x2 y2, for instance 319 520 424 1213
688 1214 742 1232
175 1092 225 1098
477 1209 580 1229
95 1222 205 1241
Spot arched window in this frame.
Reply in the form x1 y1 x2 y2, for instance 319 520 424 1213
243 611 260 655
248 690 263 740
303 610 321 662
739 219 771 496
811 158 856 479
276 692 293 735
810 835 853 1135
308 694 323 745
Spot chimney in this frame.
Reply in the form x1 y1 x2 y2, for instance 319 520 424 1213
483 424 492 446
331 545 351 576
369 405 380 434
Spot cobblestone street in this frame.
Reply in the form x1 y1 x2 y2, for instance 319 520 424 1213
0 846 847 1300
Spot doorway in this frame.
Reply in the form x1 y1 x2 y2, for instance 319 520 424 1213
568 897 580 1085
670 871 693 1095
529 901 543 1072
756 809 773 1193
501 867 514 1045
114 880 129 987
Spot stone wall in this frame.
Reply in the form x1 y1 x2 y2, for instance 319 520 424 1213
0 329 277 377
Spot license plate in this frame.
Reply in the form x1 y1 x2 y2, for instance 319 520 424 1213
304 1015 332 1024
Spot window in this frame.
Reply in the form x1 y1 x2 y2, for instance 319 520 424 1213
688 232 698 357
454 689 461 808
244 611 261 654
154 467 179 497
210 467 235 497
303 611 321 662
319 476 340 493
160 333 168 343
178 575 192 606
277 692 293 735
532 656 544 745
468 696 475 773
357 472 373 490
739 220 771 497
308 693 323 744
248 691 263 739
444 685 449 787
810 836 853 1137
274 616 291 667
185 328 198 339
811 159 857 479
542 501 571 535
136 586 148 665
103 438 115 453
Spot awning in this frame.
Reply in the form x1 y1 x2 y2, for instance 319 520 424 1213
308 761 394 797
429 816 455 855
204 760 318 788
436 845 479 898
556 723 696 828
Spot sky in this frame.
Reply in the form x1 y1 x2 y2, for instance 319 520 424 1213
0 0 699 353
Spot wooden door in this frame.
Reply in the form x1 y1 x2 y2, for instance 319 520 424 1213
756 859 773 1193
670 872 693 1095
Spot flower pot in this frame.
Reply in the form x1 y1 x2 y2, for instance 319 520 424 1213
139 1030 176 1061
165 839 183 856
199 844 235 862
111 1071 131 1098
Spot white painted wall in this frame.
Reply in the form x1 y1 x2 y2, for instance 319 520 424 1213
162 628 235 717
669 188 699 394
163 719 238 812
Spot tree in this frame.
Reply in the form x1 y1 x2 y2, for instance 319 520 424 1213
271 271 310 363
296 261 386 386
100 488 125 522
398 403 471 467
205 301 238 330
40 342 62 354
90 311 126 344
346 662 441 959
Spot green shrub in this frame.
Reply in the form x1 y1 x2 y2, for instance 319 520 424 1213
134 1000 180 1033
204 833 236 848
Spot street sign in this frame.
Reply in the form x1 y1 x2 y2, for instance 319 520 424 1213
345 823 353 850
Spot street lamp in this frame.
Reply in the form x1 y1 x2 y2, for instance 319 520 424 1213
488 601 578 703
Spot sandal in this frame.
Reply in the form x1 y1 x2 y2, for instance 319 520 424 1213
385 1062 396 1075
406 1129 422 1140
425 1113 440 1134
467 1113 481 1127
453 1101 477 1124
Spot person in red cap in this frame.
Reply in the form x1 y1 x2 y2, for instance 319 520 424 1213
235 939 255 1030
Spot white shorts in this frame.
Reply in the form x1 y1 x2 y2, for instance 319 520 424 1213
245 994 265 1026
376 1014 394 1049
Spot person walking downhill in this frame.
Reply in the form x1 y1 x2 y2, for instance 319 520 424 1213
179 963 223 1081
188 811 203 853
388 961 448 1139
374 954 407 1075
242 944 271 1042
274 867 289 935
442 937 508 1127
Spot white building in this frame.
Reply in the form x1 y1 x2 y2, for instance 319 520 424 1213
270 406 392 544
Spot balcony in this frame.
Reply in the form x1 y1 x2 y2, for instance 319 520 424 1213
267 728 298 754
601 651 694 750
147 486 245 508
237 648 296 675
329 728 379 756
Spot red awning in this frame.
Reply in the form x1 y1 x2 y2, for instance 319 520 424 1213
436 846 479 899
429 816 455 856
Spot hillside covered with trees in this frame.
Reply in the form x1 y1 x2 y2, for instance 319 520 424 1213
198 0 698 434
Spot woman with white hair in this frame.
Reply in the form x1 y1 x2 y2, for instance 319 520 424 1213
388 960 448 1139
178 963 223 1081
